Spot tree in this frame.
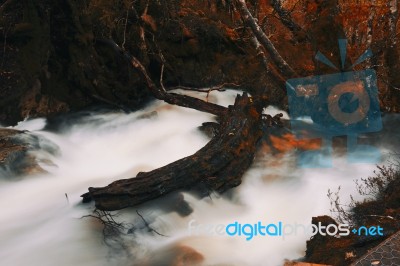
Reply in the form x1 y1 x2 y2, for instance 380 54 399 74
81 0 291 210
81 0 400 210
1 0 399 210
385 0 400 108
81 39 281 210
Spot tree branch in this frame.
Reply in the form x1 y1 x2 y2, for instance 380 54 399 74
249 36 269 71
234 0 297 78
0 0 17 15
269 0 309 42
167 82 241 101
98 39 228 117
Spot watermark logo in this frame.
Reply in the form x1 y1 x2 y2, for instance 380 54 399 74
286 39 382 168
188 219 384 241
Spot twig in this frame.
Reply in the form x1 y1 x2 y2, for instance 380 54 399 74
364 215 396 220
97 39 227 116
171 83 240 102
249 36 269 72
269 0 308 42
121 9 129 50
168 82 240 95
262 113 284 127
0 0 17 15
81 209 126 243
159 51 167 92
136 210 168 237
160 64 166 92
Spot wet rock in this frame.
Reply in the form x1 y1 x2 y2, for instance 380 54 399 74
138 111 158 120
168 245 204 266
284 261 331 266
0 128 58 177
305 216 358 265
139 244 204 266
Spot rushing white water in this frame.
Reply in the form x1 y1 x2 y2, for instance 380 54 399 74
0 90 396 266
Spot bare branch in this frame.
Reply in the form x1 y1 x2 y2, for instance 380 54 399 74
366 0 376 47
270 0 308 42
159 51 167 92
98 39 228 117
249 36 269 71
168 82 241 101
0 0 17 15
234 0 297 78
121 9 129 50
136 210 168 237
81 209 126 240
364 214 396 221
388 0 399 45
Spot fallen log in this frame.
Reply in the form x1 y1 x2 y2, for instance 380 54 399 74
81 93 263 210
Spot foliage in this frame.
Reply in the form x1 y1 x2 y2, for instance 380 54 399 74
328 155 400 228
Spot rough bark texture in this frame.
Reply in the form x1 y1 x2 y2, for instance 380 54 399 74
0 0 280 125
269 0 308 43
235 0 297 78
2 0 400 125
81 93 263 211
385 0 400 110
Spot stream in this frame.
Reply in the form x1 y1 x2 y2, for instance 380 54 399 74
0 90 398 266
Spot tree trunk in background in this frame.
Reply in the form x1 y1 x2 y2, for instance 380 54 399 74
0 0 284 125
0 0 154 125
235 0 297 79
269 0 309 43
2 0 400 124
386 0 400 111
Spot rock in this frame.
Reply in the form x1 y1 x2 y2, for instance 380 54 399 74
0 128 58 177
137 244 204 266
284 261 331 266
170 245 204 266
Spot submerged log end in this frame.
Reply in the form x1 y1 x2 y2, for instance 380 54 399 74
81 192 92 203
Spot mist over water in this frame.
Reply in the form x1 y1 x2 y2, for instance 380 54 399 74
0 90 397 266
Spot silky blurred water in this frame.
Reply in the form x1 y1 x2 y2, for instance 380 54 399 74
0 90 396 266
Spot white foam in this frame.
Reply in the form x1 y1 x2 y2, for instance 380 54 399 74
0 90 387 266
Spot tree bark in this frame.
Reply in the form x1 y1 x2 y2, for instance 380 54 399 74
81 93 263 211
386 0 400 108
81 38 269 211
234 0 297 78
269 0 309 43
99 39 228 117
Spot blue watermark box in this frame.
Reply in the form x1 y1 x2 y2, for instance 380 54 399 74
286 40 382 167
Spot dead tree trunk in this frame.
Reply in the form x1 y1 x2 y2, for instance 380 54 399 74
269 0 309 43
234 0 297 78
385 0 400 106
96 39 228 117
82 93 263 210
81 40 266 211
